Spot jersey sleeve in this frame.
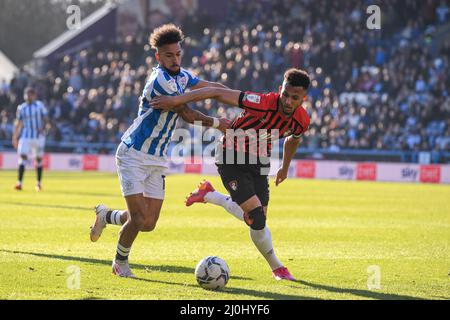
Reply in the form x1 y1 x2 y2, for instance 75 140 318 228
183 69 200 88
38 102 48 117
145 70 178 100
16 105 23 121
292 110 310 138
238 91 272 112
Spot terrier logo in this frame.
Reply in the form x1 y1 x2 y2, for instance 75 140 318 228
168 79 178 92
179 76 188 88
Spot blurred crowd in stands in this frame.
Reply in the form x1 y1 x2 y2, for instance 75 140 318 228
1 0 449 157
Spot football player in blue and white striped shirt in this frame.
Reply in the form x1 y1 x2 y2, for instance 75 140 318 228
12 87 49 191
89 24 231 277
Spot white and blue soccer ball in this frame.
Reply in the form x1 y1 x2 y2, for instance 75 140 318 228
195 256 230 290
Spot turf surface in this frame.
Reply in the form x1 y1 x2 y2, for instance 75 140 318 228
0 170 449 300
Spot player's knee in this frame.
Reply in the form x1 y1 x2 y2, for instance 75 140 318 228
128 212 146 230
18 156 27 165
246 206 266 230
141 220 157 232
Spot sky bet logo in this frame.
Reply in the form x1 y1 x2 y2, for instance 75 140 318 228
339 166 354 177
69 159 81 168
401 168 418 180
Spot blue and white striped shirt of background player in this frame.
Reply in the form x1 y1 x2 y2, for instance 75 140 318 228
121 65 199 165
16 100 48 139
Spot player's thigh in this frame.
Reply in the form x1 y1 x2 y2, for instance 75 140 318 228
34 137 45 159
123 193 147 226
143 197 164 227
239 195 263 213
141 167 166 227
217 164 257 206
254 174 270 208
17 138 29 158
29 139 40 159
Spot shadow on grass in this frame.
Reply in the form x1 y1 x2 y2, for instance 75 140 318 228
131 277 320 300
294 280 425 300
4 250 423 300
79 296 104 300
0 249 251 281
49 191 120 198
2 201 93 211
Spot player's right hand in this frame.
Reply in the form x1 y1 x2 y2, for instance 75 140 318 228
275 167 288 186
217 118 232 134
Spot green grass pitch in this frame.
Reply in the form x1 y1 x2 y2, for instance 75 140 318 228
0 170 449 300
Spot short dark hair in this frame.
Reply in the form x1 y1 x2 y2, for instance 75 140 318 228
24 86 36 94
149 24 184 49
284 68 310 89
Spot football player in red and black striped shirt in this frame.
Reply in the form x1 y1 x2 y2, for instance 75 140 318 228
152 68 310 281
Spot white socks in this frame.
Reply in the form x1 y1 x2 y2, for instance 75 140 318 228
105 210 126 226
250 227 283 271
204 191 283 271
204 191 244 221
115 243 131 262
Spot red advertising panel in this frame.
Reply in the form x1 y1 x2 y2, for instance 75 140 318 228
420 165 440 183
83 155 99 171
184 157 202 174
356 163 377 181
296 161 316 179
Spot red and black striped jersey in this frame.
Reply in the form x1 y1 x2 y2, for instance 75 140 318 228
222 91 310 159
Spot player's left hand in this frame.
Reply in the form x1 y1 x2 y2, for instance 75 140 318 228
275 167 288 186
12 136 18 149
151 96 177 111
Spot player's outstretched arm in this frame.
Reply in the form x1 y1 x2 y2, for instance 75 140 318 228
190 79 229 90
151 88 241 112
177 104 231 133
275 135 301 186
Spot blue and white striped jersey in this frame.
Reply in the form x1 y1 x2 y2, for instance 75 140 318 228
16 100 48 139
121 65 199 159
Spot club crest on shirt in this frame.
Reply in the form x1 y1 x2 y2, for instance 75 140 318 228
167 79 178 92
228 180 238 191
244 93 261 104
179 76 187 88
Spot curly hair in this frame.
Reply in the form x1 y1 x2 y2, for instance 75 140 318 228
284 68 310 89
149 24 184 49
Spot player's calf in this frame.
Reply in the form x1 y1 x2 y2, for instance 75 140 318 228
15 156 27 190
35 157 43 190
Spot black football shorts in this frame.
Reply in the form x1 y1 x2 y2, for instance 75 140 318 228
217 163 269 207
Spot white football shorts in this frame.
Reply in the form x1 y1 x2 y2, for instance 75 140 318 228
115 143 167 199
18 137 45 158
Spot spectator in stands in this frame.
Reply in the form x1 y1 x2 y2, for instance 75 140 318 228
0 0 448 160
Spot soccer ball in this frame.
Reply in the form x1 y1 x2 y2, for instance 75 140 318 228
195 256 230 290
